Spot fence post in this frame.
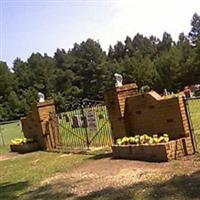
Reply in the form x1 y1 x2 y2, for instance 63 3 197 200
80 105 90 150
184 97 198 152
0 125 5 146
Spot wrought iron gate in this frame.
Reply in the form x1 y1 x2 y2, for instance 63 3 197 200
57 100 113 150
185 97 200 152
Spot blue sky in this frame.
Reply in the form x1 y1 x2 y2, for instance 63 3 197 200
1 0 200 67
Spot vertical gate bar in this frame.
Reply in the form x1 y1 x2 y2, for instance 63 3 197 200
0 125 5 146
78 107 84 148
62 113 67 146
72 109 76 148
103 106 109 146
184 97 198 152
81 107 86 148
104 106 110 145
94 105 99 147
79 107 84 148
81 104 90 149
65 111 73 147
101 106 107 146
101 106 106 146
94 105 97 146
68 111 73 147
73 108 78 148
77 108 81 148
100 105 105 147
97 105 101 146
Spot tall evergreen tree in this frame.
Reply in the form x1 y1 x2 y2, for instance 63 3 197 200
189 13 200 45
69 39 111 100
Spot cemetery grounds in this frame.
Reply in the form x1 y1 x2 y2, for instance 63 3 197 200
0 102 200 200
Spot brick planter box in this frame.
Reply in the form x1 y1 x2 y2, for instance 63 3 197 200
112 137 194 162
10 142 40 154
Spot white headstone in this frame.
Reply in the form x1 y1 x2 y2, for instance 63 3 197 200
86 111 97 132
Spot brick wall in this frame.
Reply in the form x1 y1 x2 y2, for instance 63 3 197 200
104 84 191 141
124 91 190 140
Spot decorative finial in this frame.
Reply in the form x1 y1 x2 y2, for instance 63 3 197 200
38 92 45 102
114 73 123 87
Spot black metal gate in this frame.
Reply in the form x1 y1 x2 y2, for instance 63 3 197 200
57 100 113 150
185 97 200 152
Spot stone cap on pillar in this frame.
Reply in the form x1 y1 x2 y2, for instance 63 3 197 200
115 83 138 92
36 100 55 108
31 100 55 110
104 83 138 94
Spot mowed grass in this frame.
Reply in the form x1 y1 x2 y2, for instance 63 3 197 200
0 151 91 200
188 99 200 151
0 121 23 153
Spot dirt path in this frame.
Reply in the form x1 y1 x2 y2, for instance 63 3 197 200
0 152 24 161
28 154 200 200
0 151 42 161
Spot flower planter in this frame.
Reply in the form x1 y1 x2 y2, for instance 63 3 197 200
10 142 40 153
112 137 194 162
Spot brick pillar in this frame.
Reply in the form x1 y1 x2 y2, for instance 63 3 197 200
21 100 59 150
104 83 138 140
178 96 191 137
35 100 57 150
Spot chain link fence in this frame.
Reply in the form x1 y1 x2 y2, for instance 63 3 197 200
0 120 23 147
186 97 200 152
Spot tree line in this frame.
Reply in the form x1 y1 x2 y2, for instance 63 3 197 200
0 13 200 121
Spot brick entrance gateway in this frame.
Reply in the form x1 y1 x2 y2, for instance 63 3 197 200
104 83 195 161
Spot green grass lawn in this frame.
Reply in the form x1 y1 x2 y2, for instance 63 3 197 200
0 152 91 200
0 121 23 153
188 99 200 151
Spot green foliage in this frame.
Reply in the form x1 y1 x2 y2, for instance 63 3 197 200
1 13 200 120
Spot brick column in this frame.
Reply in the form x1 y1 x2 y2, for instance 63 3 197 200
21 100 59 150
104 83 138 140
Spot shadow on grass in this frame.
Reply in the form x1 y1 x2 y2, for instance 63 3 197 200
77 170 200 200
0 181 29 200
88 153 112 160
22 181 76 200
